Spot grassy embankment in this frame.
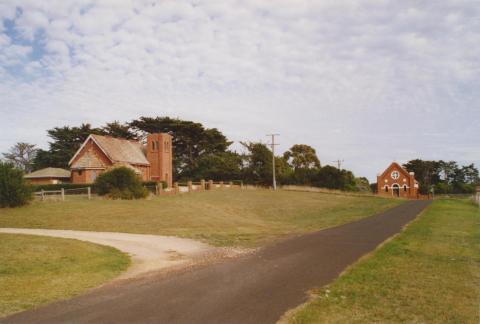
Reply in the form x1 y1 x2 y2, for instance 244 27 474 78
287 198 480 323
0 234 129 318
0 189 402 247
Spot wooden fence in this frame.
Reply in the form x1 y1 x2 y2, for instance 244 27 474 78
148 180 243 196
34 187 92 201
34 180 244 201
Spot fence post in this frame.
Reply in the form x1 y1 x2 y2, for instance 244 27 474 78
200 179 206 191
61 188 65 201
174 182 179 194
41 189 45 201
229 181 233 188
208 180 213 190
187 181 193 192
241 181 244 189
87 187 91 200
220 181 224 189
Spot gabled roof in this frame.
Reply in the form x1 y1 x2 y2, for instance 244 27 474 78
69 134 149 167
25 167 71 179
379 162 413 179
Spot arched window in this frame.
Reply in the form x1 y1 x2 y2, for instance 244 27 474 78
403 185 407 192
385 185 388 192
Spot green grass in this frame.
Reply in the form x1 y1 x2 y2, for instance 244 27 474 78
287 199 480 323
0 234 130 318
0 190 401 247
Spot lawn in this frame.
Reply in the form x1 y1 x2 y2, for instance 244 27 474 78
0 234 129 318
0 189 401 247
287 199 480 323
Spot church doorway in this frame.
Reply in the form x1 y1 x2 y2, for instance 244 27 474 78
392 184 400 197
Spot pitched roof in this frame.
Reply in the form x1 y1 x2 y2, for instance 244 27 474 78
25 167 71 179
379 162 413 179
69 134 149 167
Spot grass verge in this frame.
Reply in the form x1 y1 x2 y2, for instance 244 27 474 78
0 234 130 318
0 190 401 247
287 199 480 323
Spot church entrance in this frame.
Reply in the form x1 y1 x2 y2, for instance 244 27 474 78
392 184 400 197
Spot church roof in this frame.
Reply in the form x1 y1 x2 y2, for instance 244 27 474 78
69 134 149 167
25 167 71 179
378 162 413 179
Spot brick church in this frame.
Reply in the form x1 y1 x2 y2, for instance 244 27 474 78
68 133 173 187
377 162 419 199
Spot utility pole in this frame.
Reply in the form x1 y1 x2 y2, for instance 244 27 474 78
332 159 344 169
267 134 280 190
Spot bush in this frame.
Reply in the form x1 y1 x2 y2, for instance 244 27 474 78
94 167 148 200
0 162 33 208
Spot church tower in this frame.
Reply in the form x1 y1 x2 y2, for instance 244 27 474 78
146 133 173 188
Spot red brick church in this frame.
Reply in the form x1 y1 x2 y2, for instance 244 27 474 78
377 162 419 198
68 133 173 187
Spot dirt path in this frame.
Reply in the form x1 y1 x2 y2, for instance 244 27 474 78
2 200 430 324
0 229 214 278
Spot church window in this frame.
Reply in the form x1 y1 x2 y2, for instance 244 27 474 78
385 185 388 192
391 171 400 180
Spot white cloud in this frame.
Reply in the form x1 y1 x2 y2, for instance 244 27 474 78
0 0 479 180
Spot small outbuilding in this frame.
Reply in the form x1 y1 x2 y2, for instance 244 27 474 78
24 167 71 184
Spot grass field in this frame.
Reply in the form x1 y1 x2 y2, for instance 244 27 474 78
287 199 480 323
0 234 129 318
0 189 401 247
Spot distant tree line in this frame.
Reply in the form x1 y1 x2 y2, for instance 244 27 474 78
3 117 478 193
402 159 479 194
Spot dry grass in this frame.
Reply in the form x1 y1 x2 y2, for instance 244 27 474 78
287 199 480 323
0 234 129 318
0 189 401 247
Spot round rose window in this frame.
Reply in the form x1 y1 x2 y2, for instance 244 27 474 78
391 171 400 180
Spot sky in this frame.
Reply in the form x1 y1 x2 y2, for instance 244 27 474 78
0 0 479 181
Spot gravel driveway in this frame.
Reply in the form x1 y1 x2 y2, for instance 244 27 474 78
0 228 214 278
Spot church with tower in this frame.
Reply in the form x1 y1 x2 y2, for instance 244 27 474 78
68 133 173 187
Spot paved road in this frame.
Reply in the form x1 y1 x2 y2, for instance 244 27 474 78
3 200 430 324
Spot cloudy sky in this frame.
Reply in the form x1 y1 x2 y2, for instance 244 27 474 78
0 0 479 181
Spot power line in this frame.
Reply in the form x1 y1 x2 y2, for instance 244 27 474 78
332 159 344 169
267 134 280 190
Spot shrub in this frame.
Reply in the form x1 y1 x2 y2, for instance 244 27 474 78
94 167 148 200
0 162 33 208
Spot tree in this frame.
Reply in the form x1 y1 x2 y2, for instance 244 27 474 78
354 177 371 192
32 124 103 170
0 162 33 207
130 116 231 179
405 159 479 194
313 165 356 190
403 159 441 194
194 152 242 181
283 144 321 170
241 142 273 185
102 121 137 140
2 142 38 173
